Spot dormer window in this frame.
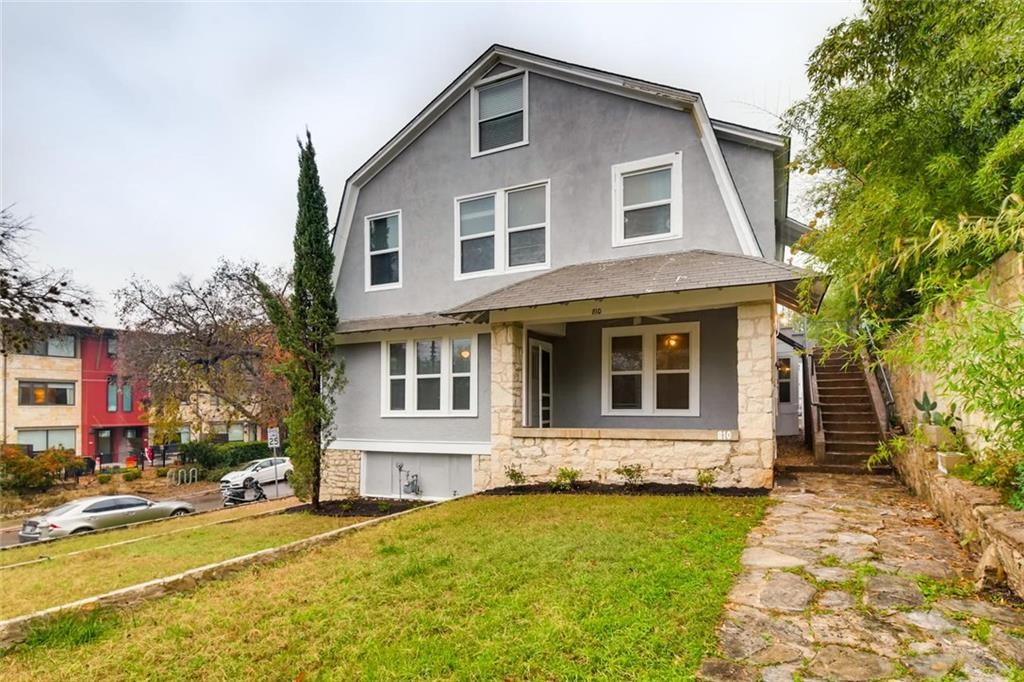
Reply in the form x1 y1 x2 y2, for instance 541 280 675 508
365 210 402 291
471 71 528 157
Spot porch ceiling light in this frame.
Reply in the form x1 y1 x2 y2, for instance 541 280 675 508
663 335 681 348
459 348 471 359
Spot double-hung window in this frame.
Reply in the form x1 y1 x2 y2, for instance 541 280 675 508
471 71 528 156
382 335 478 416
611 152 683 246
365 210 402 290
455 181 549 278
601 322 700 416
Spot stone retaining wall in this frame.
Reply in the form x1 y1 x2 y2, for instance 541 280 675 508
889 251 1023 449
894 443 1024 597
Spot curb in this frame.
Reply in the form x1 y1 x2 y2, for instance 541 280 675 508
0 495 294 553
0 499 446 649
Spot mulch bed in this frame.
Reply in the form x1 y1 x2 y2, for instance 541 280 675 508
294 498 428 518
484 481 770 497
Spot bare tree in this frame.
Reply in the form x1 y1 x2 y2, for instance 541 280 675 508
114 260 291 438
0 206 93 353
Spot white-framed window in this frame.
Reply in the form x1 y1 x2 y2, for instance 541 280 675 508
471 70 528 157
601 321 700 416
364 210 402 291
777 358 792 403
454 180 549 279
381 334 478 417
611 152 683 247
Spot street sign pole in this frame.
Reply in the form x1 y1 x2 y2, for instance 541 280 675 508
268 427 281 500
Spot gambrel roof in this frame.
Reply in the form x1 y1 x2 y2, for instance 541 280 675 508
330 45 793 288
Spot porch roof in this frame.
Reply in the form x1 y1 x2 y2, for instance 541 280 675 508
336 312 466 334
447 250 819 318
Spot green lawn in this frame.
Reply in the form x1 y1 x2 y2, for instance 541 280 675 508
0 494 766 681
0 512 360 619
0 498 297 567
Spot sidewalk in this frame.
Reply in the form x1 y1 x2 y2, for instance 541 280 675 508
699 473 1024 681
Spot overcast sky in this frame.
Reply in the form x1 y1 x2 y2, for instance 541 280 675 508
2 1 858 325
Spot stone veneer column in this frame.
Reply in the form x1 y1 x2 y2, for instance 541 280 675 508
320 449 361 500
734 301 777 487
479 322 523 491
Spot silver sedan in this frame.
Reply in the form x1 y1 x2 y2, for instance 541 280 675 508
17 495 195 543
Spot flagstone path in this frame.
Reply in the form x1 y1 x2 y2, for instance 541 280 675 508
699 473 1024 681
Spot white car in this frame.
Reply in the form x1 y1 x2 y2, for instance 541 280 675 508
219 457 292 490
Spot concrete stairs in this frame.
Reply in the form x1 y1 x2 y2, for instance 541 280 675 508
815 352 888 473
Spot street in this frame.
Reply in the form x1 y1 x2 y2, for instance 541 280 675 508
0 482 294 547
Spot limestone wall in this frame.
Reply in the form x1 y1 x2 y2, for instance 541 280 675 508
484 302 777 490
894 443 1024 598
1 352 82 452
889 251 1023 447
320 449 361 499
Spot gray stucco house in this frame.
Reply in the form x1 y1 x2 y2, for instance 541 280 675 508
323 45 812 500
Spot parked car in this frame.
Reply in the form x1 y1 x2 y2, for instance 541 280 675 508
219 457 292 491
18 495 195 543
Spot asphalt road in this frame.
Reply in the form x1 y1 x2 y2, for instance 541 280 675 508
0 482 295 547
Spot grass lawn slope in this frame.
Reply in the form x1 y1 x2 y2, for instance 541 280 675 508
1 512 359 619
1 494 766 681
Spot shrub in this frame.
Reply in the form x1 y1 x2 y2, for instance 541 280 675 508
122 468 142 482
696 469 717 491
155 467 170 478
376 500 392 514
504 464 527 486
96 473 113 485
0 445 83 493
614 464 646 487
215 441 271 467
550 467 581 492
179 441 219 468
181 440 272 470
203 466 233 482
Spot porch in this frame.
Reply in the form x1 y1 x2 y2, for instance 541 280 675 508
478 300 779 490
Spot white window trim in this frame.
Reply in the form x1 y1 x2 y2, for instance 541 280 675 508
778 357 793 404
364 209 402 292
453 179 551 281
600 321 700 417
611 151 683 247
470 69 529 158
380 333 479 418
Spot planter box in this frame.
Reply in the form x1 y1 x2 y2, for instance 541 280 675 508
936 451 967 475
923 424 955 450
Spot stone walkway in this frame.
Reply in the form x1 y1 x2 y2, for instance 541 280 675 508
699 473 1024 681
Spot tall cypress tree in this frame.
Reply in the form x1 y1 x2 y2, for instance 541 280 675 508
260 131 342 508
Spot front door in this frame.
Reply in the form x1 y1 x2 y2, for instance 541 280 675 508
527 339 553 428
96 429 113 465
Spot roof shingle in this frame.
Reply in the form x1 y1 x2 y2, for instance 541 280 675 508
446 250 809 316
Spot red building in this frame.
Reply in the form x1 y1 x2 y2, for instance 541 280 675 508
80 330 148 464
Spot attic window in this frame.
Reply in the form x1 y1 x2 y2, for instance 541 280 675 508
471 72 528 156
